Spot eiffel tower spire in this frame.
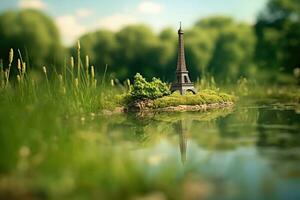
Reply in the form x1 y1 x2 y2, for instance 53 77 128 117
171 22 197 95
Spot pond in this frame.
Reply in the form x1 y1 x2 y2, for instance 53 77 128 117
1 98 300 200
75 99 300 199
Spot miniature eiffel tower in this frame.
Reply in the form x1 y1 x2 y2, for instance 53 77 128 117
171 22 197 95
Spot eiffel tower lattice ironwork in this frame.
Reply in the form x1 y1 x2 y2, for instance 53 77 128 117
171 22 197 95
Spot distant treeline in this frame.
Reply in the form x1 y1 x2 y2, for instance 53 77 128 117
0 0 299 83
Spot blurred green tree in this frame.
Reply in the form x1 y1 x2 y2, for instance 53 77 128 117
76 25 178 81
208 24 256 82
195 16 234 29
0 10 64 70
73 30 117 76
187 16 256 82
185 27 218 79
114 25 161 80
157 28 177 80
255 0 300 73
72 17 257 82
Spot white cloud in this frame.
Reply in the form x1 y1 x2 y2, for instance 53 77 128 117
137 1 164 14
98 14 139 31
55 8 94 45
54 1 163 45
55 15 86 45
18 0 47 10
75 8 94 18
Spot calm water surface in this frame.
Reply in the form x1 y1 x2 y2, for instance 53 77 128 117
4 99 299 199
97 100 300 200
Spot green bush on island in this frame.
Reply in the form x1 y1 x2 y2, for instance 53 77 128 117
129 73 171 100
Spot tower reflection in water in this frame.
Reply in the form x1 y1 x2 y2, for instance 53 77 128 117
175 119 188 164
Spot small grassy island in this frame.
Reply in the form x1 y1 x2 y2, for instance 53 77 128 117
100 23 235 114
103 73 235 114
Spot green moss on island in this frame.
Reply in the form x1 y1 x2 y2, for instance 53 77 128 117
102 89 235 113
152 89 235 108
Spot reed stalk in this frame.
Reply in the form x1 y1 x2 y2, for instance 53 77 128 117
0 60 4 88
6 48 13 87
77 40 81 83
85 55 90 86
102 64 108 86
70 56 74 84
43 66 51 95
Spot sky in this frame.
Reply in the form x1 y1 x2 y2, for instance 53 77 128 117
0 0 268 46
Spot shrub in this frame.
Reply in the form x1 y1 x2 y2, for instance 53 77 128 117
130 73 170 100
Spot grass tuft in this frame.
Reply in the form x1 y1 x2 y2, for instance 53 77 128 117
0 43 119 115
